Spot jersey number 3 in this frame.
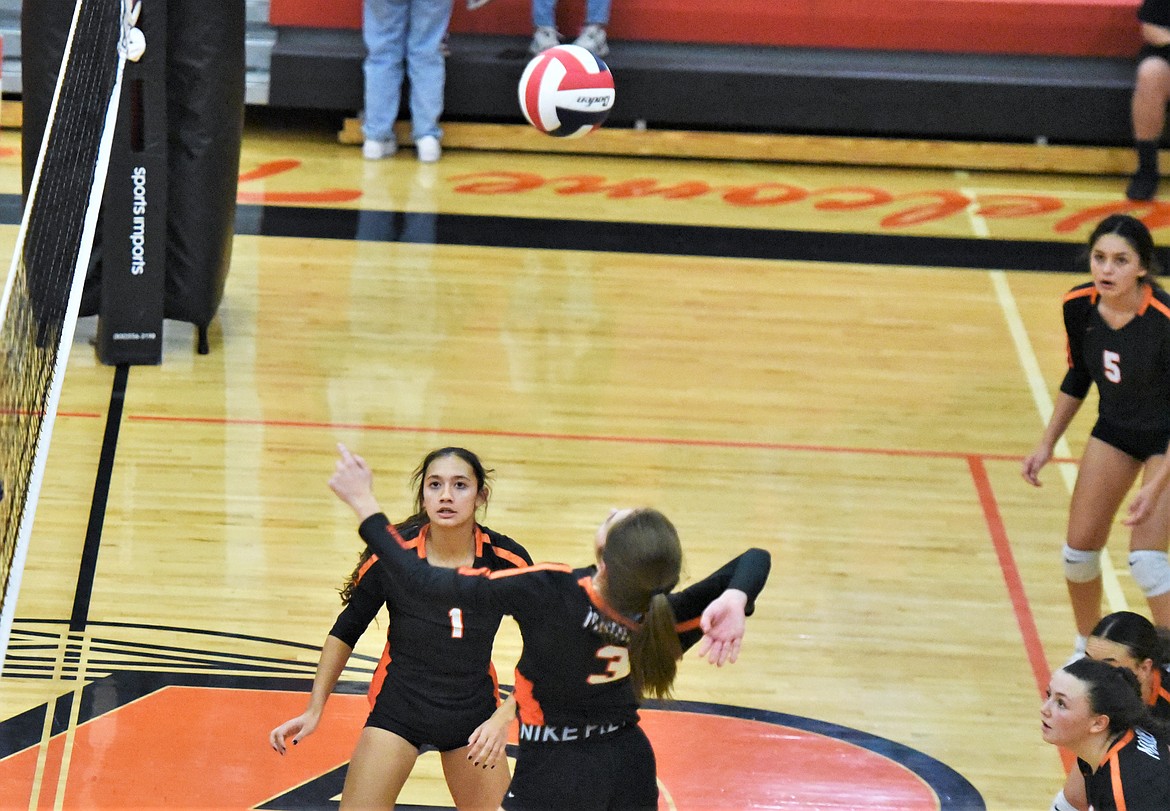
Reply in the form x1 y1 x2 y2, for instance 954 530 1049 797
587 644 631 684
1103 350 1121 383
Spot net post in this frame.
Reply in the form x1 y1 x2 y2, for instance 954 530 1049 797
97 0 165 366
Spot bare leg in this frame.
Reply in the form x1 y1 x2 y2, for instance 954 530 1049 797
441 744 512 810
1133 454 1170 627
1065 438 1141 637
339 727 419 810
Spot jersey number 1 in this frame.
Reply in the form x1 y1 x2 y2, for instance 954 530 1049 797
448 608 464 639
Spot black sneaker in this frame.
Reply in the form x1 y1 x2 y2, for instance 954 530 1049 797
1126 171 1159 201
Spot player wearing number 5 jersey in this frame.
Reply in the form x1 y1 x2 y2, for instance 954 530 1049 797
1022 214 1170 662
269 447 532 811
328 444 771 811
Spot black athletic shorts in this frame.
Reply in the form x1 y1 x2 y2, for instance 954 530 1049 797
1140 44 1170 65
365 696 494 753
1091 418 1170 462
504 724 659 811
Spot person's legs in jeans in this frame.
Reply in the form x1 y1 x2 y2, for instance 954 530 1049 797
405 0 454 143
362 0 409 144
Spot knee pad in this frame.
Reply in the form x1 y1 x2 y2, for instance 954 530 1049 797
1063 545 1102 584
1129 550 1170 598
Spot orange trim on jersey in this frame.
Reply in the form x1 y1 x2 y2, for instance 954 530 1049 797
1102 729 1134 811
1144 287 1170 320
512 671 544 725
1150 668 1170 708
356 553 379 583
1136 282 1156 316
1062 286 1097 305
579 575 640 631
675 616 702 633
368 640 392 709
493 546 530 568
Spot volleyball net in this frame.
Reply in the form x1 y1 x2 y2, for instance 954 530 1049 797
0 0 139 677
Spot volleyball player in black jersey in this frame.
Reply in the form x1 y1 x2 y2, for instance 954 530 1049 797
269 447 532 810
327 443 770 811
1055 611 1170 810
1022 215 1170 657
1044 657 1170 811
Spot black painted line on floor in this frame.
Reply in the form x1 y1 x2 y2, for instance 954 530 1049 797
69 365 128 633
232 202 1087 272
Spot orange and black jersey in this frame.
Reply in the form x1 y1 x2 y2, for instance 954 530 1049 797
357 513 770 733
329 522 532 716
1078 727 1170 811
1060 282 1170 433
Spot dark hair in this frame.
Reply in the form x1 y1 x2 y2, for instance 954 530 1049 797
340 448 492 603
1084 214 1161 281
1090 611 1170 670
600 508 683 700
1063 657 1170 738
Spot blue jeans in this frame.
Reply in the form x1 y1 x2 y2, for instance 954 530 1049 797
531 0 610 30
362 0 454 143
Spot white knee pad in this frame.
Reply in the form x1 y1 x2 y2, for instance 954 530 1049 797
1129 550 1170 598
1063 545 1102 584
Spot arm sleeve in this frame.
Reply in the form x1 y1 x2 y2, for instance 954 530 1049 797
1059 298 1093 400
670 548 771 650
1140 0 1170 26
327 566 384 649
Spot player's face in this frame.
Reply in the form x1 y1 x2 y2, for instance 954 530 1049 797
595 507 635 562
421 455 485 529
1090 233 1147 299
1085 636 1154 690
1041 670 1104 749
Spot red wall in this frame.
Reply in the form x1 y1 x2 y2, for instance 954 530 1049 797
268 0 1142 58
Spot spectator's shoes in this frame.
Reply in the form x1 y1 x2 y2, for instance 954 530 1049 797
573 24 608 57
1127 171 1159 201
530 26 560 55
416 136 442 163
362 139 397 160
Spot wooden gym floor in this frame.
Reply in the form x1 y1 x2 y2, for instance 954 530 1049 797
0 110 1163 810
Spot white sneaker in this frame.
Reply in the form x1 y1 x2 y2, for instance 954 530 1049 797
362 139 397 160
415 136 441 163
573 24 608 57
530 26 560 55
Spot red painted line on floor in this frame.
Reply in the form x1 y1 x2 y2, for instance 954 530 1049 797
125 412 1077 465
966 454 1073 774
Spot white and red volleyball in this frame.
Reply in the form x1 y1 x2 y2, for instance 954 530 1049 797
518 44 615 138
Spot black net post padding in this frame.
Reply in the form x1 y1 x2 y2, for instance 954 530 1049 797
163 0 246 353
97 0 167 366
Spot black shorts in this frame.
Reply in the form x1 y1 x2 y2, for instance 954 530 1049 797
1140 44 1170 65
365 693 496 752
503 724 658 811
1091 419 1170 462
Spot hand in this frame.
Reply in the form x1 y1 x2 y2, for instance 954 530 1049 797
1021 445 1052 487
329 444 381 520
1124 480 1161 527
269 712 318 755
697 590 748 666
465 708 511 769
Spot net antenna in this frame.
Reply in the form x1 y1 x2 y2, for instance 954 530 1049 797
0 0 143 677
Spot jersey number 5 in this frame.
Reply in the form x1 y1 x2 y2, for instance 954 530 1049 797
1103 350 1121 383
587 644 630 684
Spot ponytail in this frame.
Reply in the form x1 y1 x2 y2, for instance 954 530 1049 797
629 592 682 699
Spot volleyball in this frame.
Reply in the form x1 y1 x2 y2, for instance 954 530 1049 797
518 44 615 138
